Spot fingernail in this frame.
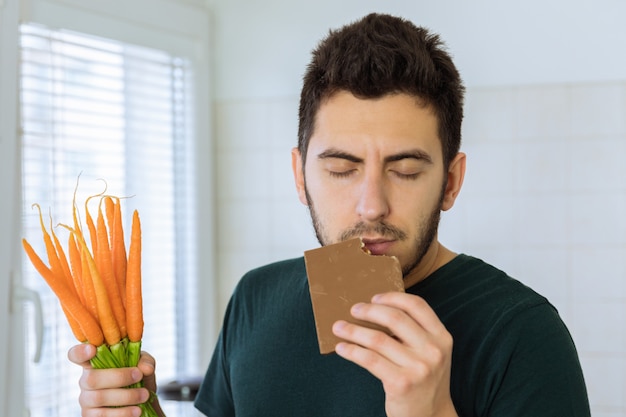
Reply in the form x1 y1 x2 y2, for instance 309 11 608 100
141 388 151 402
332 320 346 333
335 342 347 354
372 294 382 302
351 302 364 313
131 368 143 382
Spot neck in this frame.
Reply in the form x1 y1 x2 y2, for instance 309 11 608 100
403 240 456 289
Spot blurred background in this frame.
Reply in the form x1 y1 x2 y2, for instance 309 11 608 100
1 0 625 416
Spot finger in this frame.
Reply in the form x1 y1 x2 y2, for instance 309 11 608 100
371 292 447 336
79 385 149 410
67 343 97 367
80 367 144 391
348 301 428 348
334 335 401 382
138 351 157 392
332 319 411 364
333 320 451 390
137 351 156 376
82 405 144 417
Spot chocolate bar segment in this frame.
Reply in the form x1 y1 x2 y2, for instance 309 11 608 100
304 238 404 354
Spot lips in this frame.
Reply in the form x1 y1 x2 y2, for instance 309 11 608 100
361 238 395 255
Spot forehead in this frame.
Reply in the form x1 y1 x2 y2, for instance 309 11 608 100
309 91 442 159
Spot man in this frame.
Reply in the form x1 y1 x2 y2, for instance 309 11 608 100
69 13 590 417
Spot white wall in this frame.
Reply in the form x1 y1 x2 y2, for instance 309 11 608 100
209 1 626 416
207 0 626 99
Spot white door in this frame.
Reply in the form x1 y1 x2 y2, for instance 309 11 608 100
1 0 30 415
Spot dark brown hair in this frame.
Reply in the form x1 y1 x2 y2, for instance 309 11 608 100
298 13 465 169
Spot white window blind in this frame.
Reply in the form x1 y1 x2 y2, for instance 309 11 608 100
19 22 199 416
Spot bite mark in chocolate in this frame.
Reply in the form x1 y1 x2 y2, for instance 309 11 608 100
304 237 404 354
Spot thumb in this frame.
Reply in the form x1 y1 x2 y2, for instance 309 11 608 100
138 351 157 392
67 343 96 368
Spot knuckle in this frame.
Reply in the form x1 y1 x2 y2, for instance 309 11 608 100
386 372 415 395
422 341 447 367
79 370 97 390
357 348 382 368
430 346 446 366
386 308 405 325
406 294 426 309
412 359 432 380
367 330 389 348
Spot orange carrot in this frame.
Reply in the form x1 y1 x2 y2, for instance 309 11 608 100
49 217 77 301
62 304 87 342
79 241 100 322
95 202 127 339
71 181 85 244
59 222 99 321
126 210 143 342
111 197 127 307
22 238 104 346
84 201 98 255
33 204 65 280
67 233 85 305
104 196 115 245
77 231 121 346
84 182 107 254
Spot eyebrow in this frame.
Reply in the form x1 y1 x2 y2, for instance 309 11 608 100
317 147 433 165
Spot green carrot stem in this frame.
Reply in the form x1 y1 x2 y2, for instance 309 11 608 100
127 340 141 367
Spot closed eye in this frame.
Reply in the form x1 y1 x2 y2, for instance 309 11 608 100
328 169 357 178
391 170 420 180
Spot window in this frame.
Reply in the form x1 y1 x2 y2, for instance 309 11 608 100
19 22 201 416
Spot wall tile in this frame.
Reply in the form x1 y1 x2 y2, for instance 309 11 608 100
517 193 570 245
462 142 515 195
568 137 626 191
578 354 625 410
569 301 625 354
438 205 469 251
216 249 278 314
216 149 273 201
462 87 516 143
513 139 569 192
215 99 271 150
464 193 517 245
568 191 626 245
269 198 319 257
515 84 572 140
270 148 298 199
516 246 569 308
217 200 272 250
268 97 299 150
591 411 626 417
570 245 626 302
571 83 626 137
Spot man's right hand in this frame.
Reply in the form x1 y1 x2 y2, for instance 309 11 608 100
68 343 164 417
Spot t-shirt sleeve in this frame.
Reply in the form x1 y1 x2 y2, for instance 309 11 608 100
477 303 591 417
194 301 236 417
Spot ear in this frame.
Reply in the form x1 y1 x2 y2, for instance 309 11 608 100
441 152 466 211
291 147 309 206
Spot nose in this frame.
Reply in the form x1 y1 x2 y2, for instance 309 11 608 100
356 171 390 222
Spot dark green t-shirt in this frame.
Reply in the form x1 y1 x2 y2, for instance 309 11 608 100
194 255 590 416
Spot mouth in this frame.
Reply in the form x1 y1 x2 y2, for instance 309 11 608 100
360 238 395 256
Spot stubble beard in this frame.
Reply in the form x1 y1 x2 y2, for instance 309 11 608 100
304 184 444 277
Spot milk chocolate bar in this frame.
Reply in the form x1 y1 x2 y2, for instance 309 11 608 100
304 238 404 354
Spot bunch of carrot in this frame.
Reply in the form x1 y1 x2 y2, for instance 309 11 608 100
22 182 158 416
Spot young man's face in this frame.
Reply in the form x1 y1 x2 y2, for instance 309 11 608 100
293 91 463 276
